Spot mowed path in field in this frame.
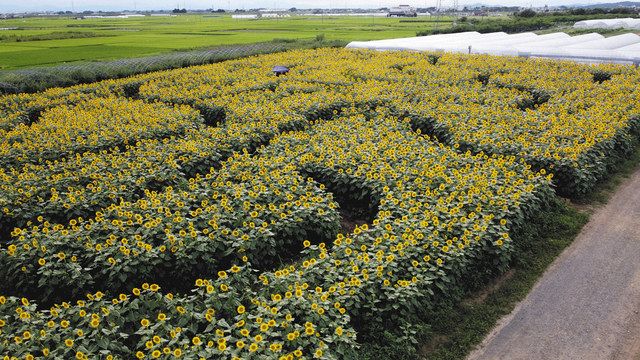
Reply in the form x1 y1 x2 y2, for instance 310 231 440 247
467 167 640 360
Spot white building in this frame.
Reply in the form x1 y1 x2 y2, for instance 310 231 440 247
388 5 417 17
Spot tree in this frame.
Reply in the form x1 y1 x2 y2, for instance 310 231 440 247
516 8 536 18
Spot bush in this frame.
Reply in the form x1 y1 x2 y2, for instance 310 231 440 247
591 69 612 83
515 9 537 18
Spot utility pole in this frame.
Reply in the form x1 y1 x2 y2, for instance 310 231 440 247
435 0 442 31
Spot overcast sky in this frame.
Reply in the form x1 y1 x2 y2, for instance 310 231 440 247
0 0 603 13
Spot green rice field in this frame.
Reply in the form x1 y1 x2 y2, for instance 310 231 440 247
0 14 454 69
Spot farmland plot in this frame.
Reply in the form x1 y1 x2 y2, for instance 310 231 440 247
0 48 638 359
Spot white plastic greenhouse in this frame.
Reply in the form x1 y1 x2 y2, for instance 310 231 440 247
574 18 640 30
346 32 640 65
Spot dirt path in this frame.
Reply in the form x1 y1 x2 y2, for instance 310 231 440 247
467 167 640 360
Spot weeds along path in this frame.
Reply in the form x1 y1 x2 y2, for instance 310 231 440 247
467 166 640 360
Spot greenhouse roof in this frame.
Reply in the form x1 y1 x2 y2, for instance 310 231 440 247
573 18 640 30
346 32 640 65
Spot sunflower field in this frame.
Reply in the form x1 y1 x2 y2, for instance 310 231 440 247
0 48 638 359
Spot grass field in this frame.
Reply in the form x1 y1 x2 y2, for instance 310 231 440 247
0 14 454 69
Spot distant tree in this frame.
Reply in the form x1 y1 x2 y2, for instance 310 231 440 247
289 7 298 12
172 8 187 13
516 8 537 17
614 7 635 14
212 8 225 13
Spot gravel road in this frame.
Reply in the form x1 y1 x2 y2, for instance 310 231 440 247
467 167 640 360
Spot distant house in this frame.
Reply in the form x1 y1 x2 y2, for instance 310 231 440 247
387 5 418 17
